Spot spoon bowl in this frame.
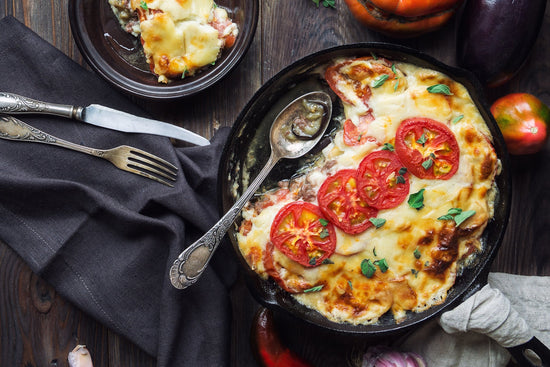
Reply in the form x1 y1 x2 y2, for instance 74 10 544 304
169 91 332 289
269 91 332 159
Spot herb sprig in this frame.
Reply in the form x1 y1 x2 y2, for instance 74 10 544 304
427 84 453 96
438 208 476 227
312 0 336 8
408 189 425 210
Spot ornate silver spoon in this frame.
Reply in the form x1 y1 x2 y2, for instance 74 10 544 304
169 91 333 289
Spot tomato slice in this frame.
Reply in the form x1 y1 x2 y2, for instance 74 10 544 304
357 150 410 209
324 57 396 108
343 118 379 146
395 118 460 180
325 60 372 107
270 202 336 267
317 169 379 234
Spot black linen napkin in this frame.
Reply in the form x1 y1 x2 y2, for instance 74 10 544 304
0 16 238 366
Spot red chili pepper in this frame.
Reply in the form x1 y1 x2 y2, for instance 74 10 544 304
251 307 313 367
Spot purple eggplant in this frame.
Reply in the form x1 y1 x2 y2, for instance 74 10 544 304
456 0 547 87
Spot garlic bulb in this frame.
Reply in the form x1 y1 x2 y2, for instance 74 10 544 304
68 345 93 367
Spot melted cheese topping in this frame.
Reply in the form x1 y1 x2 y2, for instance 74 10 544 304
236 57 499 325
111 0 238 83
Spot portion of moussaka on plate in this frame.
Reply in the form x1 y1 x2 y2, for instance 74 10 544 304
109 0 238 83
236 56 500 325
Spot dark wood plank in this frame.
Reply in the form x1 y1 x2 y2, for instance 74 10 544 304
0 240 101 367
1 0 549 366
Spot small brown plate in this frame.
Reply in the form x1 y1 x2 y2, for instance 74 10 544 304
68 0 258 100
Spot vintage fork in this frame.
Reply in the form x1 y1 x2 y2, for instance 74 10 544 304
0 114 178 187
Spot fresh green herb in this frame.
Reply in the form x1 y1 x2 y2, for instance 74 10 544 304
382 142 395 151
312 0 335 8
411 269 419 278
319 227 330 239
361 259 376 278
357 133 363 141
140 0 148 10
416 133 427 146
372 74 390 88
348 280 353 290
425 261 430 267
414 248 421 259
396 175 406 184
438 207 462 220
454 210 476 227
309 257 318 266
319 218 329 226
437 208 475 227
369 218 386 228
399 167 408 176
452 114 464 124
373 247 377 257
427 84 453 96
391 64 400 91
408 189 425 210
211 61 216 65
422 158 433 170
370 52 378 60
181 66 188 79
322 258 334 265
376 258 389 273
304 285 324 293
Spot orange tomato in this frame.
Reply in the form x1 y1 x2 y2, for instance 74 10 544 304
342 0 464 37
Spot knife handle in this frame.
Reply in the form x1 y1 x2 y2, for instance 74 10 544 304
0 92 83 119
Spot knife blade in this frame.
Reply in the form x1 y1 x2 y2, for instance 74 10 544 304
0 92 210 146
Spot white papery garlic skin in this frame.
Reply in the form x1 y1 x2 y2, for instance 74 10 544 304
68 345 94 367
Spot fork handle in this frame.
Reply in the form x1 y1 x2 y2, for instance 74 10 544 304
0 92 83 119
0 114 101 157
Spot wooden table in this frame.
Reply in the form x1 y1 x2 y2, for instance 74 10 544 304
1 1 549 366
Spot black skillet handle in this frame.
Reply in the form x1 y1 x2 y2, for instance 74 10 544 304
507 337 550 366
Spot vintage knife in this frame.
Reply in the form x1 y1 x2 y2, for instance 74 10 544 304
0 92 210 146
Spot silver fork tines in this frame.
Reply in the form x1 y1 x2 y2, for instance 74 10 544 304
0 114 179 187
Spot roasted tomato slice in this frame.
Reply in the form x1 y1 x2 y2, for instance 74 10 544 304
357 150 410 209
325 57 396 109
395 117 460 180
317 169 379 234
270 202 336 267
343 118 379 146
325 60 371 106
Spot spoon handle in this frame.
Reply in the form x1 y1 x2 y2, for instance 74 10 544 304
170 153 279 289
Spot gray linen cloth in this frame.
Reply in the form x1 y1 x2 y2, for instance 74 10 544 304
401 273 550 366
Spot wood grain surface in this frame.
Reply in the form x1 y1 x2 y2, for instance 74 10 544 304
1 0 549 366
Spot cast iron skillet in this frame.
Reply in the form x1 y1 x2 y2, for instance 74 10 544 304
220 42 512 334
220 43 550 365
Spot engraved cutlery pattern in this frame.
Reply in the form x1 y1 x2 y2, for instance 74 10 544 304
0 114 178 186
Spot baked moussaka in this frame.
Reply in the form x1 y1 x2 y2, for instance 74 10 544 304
236 56 500 325
109 0 238 83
